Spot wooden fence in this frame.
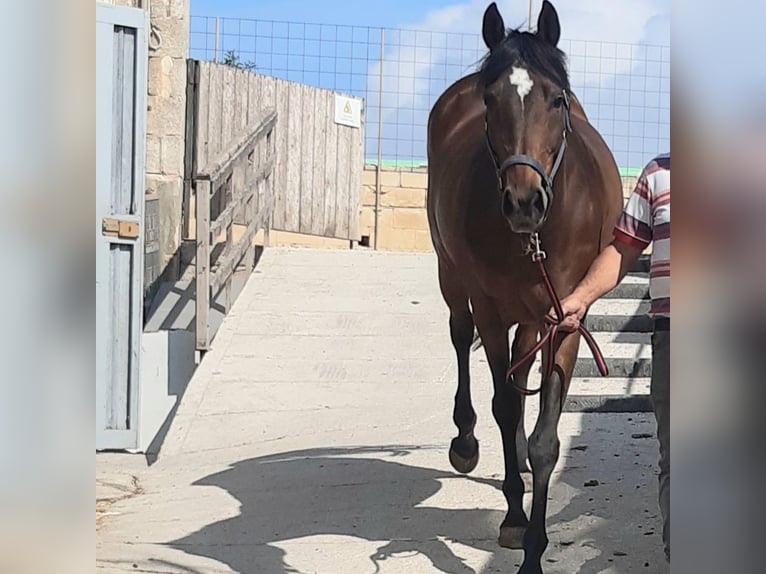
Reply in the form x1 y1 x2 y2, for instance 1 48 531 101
184 61 363 244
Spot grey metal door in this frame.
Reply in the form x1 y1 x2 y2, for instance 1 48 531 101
96 3 148 450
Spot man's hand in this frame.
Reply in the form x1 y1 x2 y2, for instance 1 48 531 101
552 295 588 332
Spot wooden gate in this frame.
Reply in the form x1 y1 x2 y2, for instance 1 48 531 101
185 61 363 245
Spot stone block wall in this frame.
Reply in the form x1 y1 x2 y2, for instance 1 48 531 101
358 166 432 251
356 166 640 253
144 0 189 285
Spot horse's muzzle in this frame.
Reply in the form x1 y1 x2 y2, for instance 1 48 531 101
501 186 549 233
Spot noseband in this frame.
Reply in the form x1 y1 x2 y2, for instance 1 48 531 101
484 89 573 216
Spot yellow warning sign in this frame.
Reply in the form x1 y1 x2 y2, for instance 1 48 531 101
334 95 361 129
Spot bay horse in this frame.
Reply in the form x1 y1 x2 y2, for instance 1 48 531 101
426 2 623 572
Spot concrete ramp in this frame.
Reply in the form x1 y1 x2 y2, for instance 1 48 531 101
97 248 666 573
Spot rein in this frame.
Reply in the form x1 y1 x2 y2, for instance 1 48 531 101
506 233 609 396
481 87 608 395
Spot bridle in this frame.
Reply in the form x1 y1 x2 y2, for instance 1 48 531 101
484 88 573 225
482 87 609 398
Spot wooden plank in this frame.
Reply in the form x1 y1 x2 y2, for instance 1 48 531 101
272 79 289 230
309 90 328 236
299 84 316 234
231 68 241 141
195 180 211 351
253 73 264 116
260 75 276 111
334 122 351 238
236 69 249 135
258 75 277 222
223 69 235 312
194 61 211 172
283 81 303 233
323 91 338 236
347 99 363 240
246 71 259 128
221 65 235 157
208 63 223 161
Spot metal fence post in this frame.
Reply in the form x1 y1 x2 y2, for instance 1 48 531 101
374 27 384 251
214 17 219 62
528 0 537 30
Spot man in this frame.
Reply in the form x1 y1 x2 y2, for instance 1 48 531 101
557 153 670 561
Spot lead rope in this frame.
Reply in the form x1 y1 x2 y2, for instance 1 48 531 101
507 233 609 396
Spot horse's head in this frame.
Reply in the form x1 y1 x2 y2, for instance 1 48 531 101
479 1 572 234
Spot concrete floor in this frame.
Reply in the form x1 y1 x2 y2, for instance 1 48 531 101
97 247 667 574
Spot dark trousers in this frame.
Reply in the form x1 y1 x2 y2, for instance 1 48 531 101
651 317 670 560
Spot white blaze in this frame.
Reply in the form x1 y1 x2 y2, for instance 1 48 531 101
509 66 534 111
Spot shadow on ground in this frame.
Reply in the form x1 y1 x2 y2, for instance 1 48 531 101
170 422 664 574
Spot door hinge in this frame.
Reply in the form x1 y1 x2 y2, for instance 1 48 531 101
102 217 140 239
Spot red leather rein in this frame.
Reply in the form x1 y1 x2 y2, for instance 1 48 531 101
507 244 609 396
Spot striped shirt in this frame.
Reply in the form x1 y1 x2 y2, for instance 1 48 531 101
613 153 670 317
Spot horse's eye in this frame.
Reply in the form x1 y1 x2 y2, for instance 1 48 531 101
553 95 564 109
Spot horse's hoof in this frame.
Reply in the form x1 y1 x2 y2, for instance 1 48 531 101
517 561 543 574
499 525 527 549
448 437 479 474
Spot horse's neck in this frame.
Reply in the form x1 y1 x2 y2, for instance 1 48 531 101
568 92 588 122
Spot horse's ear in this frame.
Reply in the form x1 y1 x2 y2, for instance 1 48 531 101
536 0 561 46
482 2 506 51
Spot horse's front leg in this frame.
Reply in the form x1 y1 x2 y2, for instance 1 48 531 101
447 301 479 474
510 323 540 474
518 330 580 574
471 296 528 549
438 264 479 474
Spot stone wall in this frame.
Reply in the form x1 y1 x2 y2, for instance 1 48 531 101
144 0 189 285
354 165 639 252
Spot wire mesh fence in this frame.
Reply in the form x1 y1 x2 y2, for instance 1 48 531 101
190 15 669 171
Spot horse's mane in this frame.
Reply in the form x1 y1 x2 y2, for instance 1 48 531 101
478 28 570 92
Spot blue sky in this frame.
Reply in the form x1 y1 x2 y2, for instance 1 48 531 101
189 0 670 169
191 0 463 29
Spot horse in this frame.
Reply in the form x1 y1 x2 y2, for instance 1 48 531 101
426 2 623 572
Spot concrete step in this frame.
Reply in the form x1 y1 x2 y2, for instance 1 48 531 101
574 356 651 378
568 376 650 396
584 314 654 333
564 394 653 412
630 254 651 274
577 338 651 358
601 282 649 300
589 299 650 316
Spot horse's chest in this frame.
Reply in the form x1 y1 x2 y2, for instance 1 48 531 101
472 264 553 324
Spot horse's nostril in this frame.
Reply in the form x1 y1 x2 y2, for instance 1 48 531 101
502 189 514 216
533 188 546 214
